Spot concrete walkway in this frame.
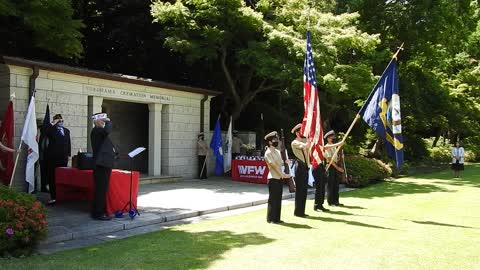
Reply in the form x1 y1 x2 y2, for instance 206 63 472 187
38 177 349 254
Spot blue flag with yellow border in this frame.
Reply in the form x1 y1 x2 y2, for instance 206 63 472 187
359 59 404 168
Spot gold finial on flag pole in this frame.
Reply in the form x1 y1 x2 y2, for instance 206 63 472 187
392 42 405 60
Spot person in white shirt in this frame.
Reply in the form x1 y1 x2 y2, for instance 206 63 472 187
264 131 290 224
232 130 245 159
291 123 311 218
197 132 209 179
451 141 465 178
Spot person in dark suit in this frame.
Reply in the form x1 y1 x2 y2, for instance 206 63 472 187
45 114 71 205
90 113 116 221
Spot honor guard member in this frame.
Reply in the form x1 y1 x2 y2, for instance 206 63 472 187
312 134 344 212
264 131 289 224
324 130 344 206
90 113 116 221
197 132 209 179
291 123 311 217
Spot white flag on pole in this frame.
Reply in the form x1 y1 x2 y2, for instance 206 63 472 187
223 116 232 172
21 97 39 193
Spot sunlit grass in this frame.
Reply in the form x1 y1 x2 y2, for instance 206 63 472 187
2 164 480 270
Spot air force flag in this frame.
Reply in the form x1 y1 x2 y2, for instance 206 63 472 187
359 59 404 168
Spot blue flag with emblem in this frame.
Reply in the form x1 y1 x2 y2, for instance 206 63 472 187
210 116 224 175
359 59 404 168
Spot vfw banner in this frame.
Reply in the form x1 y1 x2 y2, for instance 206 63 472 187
232 160 269 184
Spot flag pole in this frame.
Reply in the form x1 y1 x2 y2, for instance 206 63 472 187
325 43 404 172
9 93 20 189
9 141 22 189
325 114 360 171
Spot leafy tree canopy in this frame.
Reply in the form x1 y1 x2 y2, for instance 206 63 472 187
0 0 84 58
151 0 380 124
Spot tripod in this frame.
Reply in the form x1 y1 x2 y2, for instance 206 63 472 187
121 155 140 218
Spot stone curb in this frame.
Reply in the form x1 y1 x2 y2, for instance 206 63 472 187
42 189 316 245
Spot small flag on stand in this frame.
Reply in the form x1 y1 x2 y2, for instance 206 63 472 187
21 96 39 193
223 116 232 173
0 100 14 186
210 116 223 176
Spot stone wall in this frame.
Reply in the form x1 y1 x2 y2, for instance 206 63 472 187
0 63 214 189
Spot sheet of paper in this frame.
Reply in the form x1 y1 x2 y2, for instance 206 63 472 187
128 147 146 158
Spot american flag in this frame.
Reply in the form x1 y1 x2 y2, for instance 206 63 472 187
300 31 324 168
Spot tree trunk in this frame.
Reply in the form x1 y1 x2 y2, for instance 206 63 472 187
432 129 441 147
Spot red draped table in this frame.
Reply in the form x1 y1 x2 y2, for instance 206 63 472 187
231 159 269 184
55 167 140 215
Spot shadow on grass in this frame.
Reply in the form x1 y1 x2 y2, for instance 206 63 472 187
406 219 479 229
341 180 453 199
278 222 312 229
307 216 394 230
413 164 480 188
324 210 354 216
338 205 367 210
3 230 274 270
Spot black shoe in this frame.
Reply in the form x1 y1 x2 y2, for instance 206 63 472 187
315 206 330 212
334 203 344 207
92 215 112 221
272 220 284 224
295 214 309 218
47 199 56 205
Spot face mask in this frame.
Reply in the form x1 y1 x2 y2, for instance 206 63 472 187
57 122 64 127
272 141 279 147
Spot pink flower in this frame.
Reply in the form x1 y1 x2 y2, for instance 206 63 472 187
5 228 14 236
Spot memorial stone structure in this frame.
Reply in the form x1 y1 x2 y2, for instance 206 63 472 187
0 56 220 188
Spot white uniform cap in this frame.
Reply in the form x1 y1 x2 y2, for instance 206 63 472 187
324 130 335 139
291 123 302 134
264 131 278 140
91 113 108 121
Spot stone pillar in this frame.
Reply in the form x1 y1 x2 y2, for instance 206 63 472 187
148 103 162 176
87 96 103 152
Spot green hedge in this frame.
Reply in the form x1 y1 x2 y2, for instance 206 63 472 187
344 156 391 187
0 185 47 257
428 144 477 163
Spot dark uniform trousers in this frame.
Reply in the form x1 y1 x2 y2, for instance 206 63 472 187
47 158 68 200
327 166 340 205
313 164 327 209
198 155 207 179
92 165 112 217
267 178 283 222
294 160 308 216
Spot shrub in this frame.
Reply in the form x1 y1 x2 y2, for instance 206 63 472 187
0 185 47 257
391 162 411 177
428 145 452 163
464 150 476 162
463 136 480 161
344 155 391 187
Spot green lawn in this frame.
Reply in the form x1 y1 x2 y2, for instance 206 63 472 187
3 164 480 270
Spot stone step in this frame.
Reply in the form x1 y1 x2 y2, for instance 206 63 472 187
139 175 183 185
41 192 299 245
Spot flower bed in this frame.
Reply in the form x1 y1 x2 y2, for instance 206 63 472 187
0 185 47 257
